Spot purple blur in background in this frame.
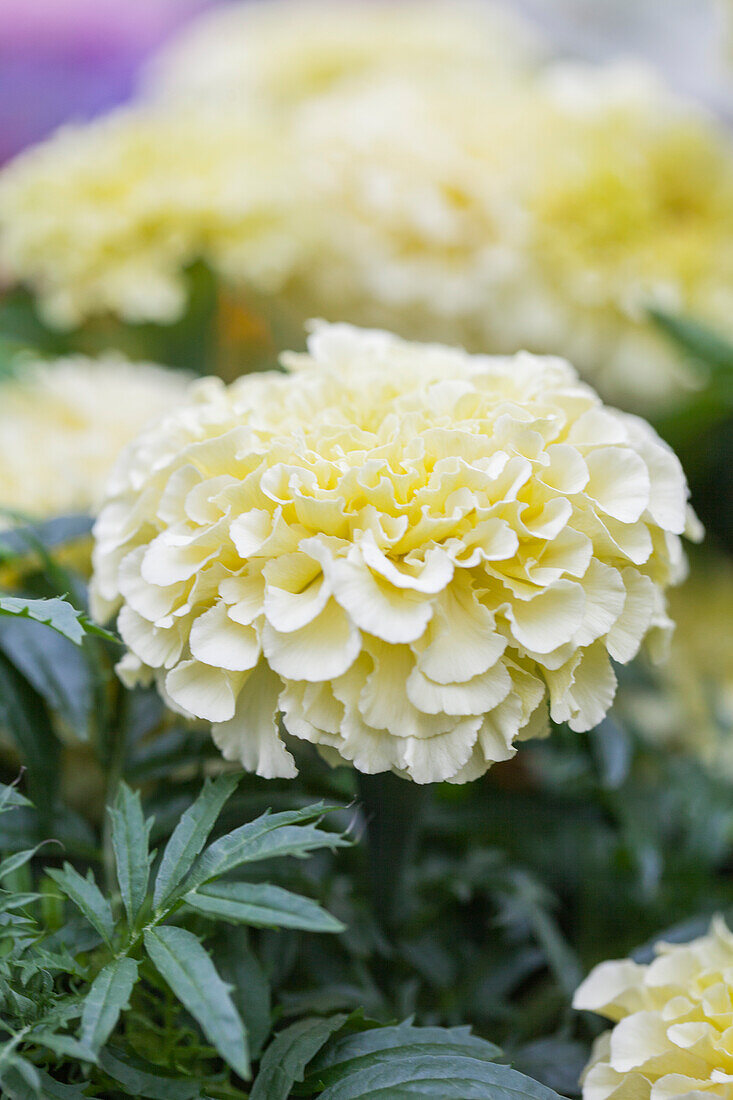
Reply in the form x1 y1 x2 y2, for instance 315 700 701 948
0 0 207 165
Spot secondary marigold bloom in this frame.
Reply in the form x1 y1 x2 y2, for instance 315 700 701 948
0 354 191 518
91 323 696 783
285 64 733 411
144 0 538 110
0 105 300 327
574 917 733 1100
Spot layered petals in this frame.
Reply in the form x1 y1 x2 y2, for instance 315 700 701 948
92 323 694 783
574 918 733 1100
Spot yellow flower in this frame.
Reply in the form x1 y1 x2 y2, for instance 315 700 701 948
0 354 191 519
0 105 302 328
145 0 538 109
91 323 696 783
574 916 733 1100
284 63 733 412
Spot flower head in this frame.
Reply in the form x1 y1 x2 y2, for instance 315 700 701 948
92 323 696 783
0 104 301 327
284 63 733 412
574 917 733 1100
145 0 538 110
0 354 191 518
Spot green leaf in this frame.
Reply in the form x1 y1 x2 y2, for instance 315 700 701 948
187 880 345 932
0 1059 41 1099
109 783 153 928
306 1023 503 1091
250 1015 348 1100
153 773 239 909
212 928 271 1061
186 804 347 891
0 1064 86 1099
0 652 59 806
0 845 43 883
80 956 138 1051
313 1054 563 1099
0 617 94 738
0 596 105 647
98 1048 202 1099
46 864 115 945
0 891 41 913
29 1031 97 1064
0 782 31 814
144 925 250 1079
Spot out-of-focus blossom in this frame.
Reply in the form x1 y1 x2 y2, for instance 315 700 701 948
574 916 733 1100
144 0 540 111
92 322 696 784
0 0 203 164
0 354 191 519
0 104 303 328
284 63 733 412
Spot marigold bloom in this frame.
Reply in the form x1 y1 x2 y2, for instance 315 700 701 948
0 354 190 518
144 0 538 110
92 324 696 783
574 917 733 1100
286 64 733 411
0 105 301 327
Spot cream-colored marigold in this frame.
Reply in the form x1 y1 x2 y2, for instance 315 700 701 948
91 323 697 784
0 354 191 518
284 63 733 412
0 104 301 328
574 916 733 1100
144 0 539 110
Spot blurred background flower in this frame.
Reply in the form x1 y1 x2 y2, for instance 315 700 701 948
0 0 204 165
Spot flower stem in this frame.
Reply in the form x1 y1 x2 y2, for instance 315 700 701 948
356 771 427 931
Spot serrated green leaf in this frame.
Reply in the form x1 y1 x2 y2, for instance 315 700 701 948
0 782 31 814
109 783 153 928
250 1015 348 1100
98 1048 201 1099
144 925 249 1079
153 773 239 909
46 864 115 945
187 880 345 932
0 891 41 914
29 1031 97 1064
0 846 43 883
314 1054 563 1100
0 596 86 646
80 955 138 1052
185 804 347 892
